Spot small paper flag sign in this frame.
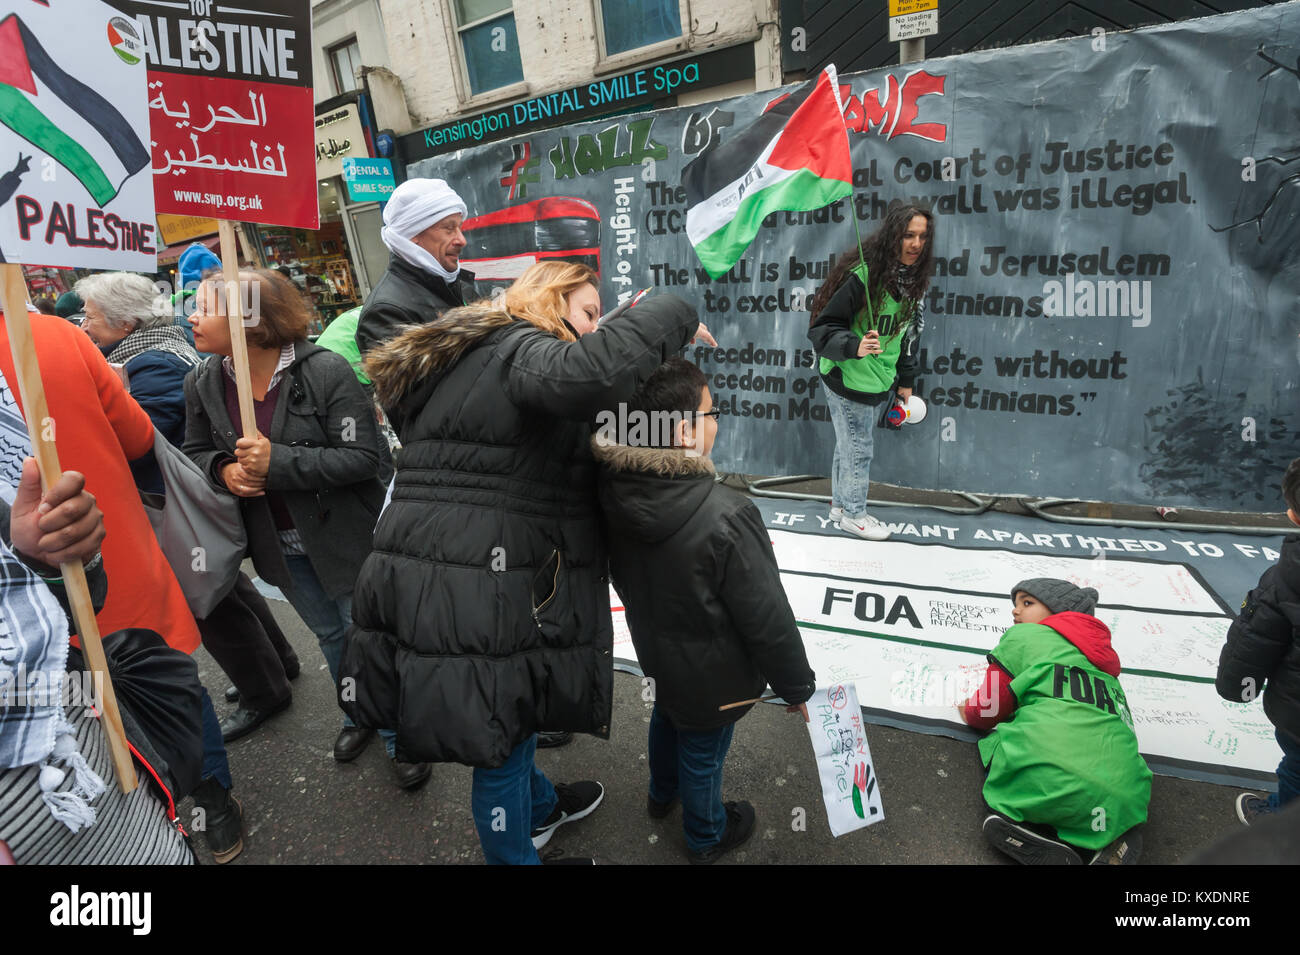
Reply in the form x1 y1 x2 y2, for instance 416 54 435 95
805 682 884 836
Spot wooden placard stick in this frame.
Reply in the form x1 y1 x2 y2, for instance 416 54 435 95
217 220 257 438
0 264 137 791
718 693 780 711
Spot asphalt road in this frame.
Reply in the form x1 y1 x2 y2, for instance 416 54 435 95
188 590 1251 866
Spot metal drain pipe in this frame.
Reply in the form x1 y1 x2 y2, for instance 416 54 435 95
744 475 996 516
1021 498 1290 537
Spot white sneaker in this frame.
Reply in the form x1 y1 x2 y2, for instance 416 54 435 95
839 513 891 541
829 506 843 524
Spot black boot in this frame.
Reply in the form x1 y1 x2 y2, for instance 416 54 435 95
192 777 244 864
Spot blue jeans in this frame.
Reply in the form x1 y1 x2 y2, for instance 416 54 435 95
1270 728 1299 809
281 554 397 758
824 387 876 520
648 706 736 853
471 735 558 865
199 687 232 790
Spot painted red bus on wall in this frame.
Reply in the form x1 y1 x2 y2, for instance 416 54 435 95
460 196 600 289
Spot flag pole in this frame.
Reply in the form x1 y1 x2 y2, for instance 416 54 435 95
834 58 882 339
217 220 258 439
847 201 887 338
0 264 137 791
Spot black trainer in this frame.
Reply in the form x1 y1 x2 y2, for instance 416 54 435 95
983 813 1083 865
1089 828 1143 865
688 800 755 865
531 781 604 849
1236 792 1274 825
541 848 598 865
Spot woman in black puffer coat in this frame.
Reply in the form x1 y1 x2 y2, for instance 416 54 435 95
343 262 708 864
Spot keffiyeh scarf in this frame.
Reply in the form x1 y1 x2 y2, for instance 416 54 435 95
106 325 200 369
0 365 105 831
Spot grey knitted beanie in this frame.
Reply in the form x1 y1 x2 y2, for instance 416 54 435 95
1010 578 1099 615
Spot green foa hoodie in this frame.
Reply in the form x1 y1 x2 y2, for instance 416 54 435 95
978 613 1152 850
817 262 908 395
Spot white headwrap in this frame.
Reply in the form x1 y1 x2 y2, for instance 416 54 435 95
381 178 468 284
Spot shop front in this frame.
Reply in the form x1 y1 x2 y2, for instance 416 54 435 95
24 266 76 307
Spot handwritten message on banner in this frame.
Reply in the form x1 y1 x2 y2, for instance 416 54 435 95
808 683 884 837
0 1 157 269
109 0 317 229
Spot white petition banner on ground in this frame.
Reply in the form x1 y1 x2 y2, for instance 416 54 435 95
0 2 156 269
611 528 1278 781
807 683 884 837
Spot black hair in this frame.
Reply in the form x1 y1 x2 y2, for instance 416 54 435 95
809 202 936 332
1283 457 1300 513
624 357 709 448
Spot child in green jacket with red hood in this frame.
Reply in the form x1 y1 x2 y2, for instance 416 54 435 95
960 578 1152 865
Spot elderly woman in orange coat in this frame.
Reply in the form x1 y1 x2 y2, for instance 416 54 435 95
0 308 243 862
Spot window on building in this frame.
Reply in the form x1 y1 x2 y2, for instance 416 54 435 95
598 0 682 57
329 38 362 94
453 0 525 96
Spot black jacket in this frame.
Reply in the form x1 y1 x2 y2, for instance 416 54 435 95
1216 534 1300 739
342 296 698 768
593 441 816 730
122 350 194 496
807 272 923 402
356 255 476 357
182 342 386 599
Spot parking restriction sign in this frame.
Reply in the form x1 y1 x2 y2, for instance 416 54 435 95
889 0 938 42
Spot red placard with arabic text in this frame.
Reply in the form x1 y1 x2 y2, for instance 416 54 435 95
109 0 317 230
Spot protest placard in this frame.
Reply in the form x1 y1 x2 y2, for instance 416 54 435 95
108 0 318 434
0 1 156 269
110 0 317 229
807 682 885 836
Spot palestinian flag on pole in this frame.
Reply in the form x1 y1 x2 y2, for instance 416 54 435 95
0 13 150 207
683 65 852 280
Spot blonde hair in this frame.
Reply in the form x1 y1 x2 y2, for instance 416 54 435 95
502 262 598 342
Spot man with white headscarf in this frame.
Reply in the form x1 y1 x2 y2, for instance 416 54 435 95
356 178 476 358
344 178 475 769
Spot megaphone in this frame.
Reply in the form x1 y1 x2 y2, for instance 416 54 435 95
885 394 928 426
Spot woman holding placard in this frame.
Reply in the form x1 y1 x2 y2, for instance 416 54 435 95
807 203 935 541
77 271 302 742
181 270 422 788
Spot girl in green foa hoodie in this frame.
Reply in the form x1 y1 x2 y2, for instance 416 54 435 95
960 578 1152 865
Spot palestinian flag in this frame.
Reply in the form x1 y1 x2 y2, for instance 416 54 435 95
683 65 852 280
0 13 150 207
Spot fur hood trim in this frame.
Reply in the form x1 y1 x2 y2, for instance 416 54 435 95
364 304 515 407
590 436 717 477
